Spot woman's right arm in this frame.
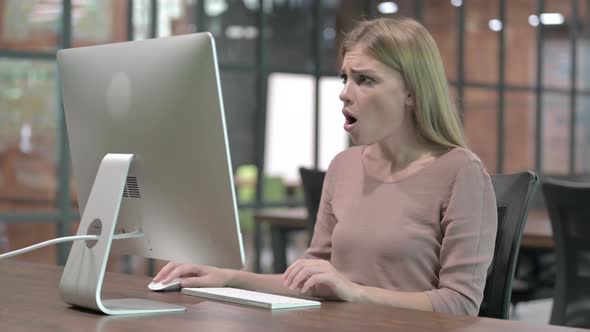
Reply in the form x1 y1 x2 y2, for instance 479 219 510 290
152 262 303 297
228 270 304 296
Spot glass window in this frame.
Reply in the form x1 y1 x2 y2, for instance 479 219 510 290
465 0 499 84
133 0 152 40
265 0 314 71
542 92 570 174
219 70 257 169
221 69 258 236
542 34 572 91
320 0 364 74
263 73 314 202
201 0 258 66
157 0 199 37
71 0 128 47
319 76 347 170
575 95 590 173
505 0 536 87
463 88 498 172
577 1 590 91
0 0 62 51
374 0 416 18
575 2 590 173
423 0 458 81
504 91 535 173
0 59 58 213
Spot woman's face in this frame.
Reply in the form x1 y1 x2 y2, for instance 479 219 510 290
339 45 415 146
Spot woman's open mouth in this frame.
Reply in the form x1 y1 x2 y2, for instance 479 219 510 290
343 111 357 132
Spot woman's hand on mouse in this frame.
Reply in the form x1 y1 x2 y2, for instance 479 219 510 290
153 262 231 288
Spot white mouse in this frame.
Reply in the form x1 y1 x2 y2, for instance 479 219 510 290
148 278 182 291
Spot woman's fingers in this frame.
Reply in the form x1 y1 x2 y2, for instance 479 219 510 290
163 264 204 284
285 261 328 290
301 273 329 294
153 261 179 282
283 259 304 280
288 267 315 290
284 261 306 287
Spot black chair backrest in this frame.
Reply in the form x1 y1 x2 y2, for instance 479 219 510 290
542 178 590 328
298 167 326 241
479 171 538 319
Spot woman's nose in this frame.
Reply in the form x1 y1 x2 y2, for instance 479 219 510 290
339 84 351 105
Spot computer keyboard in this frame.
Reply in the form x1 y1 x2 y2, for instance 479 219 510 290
181 287 321 310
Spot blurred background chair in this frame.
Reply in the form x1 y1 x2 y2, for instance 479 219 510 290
511 174 590 314
479 171 538 319
298 167 326 243
542 178 590 328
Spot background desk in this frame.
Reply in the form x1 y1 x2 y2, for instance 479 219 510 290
1 260 583 332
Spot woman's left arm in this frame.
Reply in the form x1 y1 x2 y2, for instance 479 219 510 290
423 160 497 316
283 258 434 310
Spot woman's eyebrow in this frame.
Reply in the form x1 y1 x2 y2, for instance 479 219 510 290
349 68 378 76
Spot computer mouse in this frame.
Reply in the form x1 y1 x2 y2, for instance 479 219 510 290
148 278 182 292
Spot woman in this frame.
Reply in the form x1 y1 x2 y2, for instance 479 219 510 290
153 17 497 317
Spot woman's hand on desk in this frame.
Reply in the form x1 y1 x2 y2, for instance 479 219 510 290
153 262 231 288
283 259 360 302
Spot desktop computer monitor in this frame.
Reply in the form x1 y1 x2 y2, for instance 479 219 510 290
57 33 244 315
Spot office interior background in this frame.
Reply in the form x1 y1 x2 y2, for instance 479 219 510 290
0 0 587 318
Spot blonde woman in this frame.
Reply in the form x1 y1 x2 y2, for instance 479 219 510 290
153 17 497 317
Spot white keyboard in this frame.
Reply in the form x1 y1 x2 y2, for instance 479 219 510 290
181 287 321 310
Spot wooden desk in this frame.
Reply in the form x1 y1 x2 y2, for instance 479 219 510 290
0 260 583 332
253 207 555 272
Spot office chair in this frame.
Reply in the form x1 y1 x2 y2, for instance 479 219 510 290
298 167 327 243
542 178 590 328
511 174 590 311
296 167 538 320
478 171 538 319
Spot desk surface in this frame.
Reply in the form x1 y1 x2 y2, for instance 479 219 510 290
1 260 582 332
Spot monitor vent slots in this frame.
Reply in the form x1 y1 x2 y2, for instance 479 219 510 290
123 176 141 198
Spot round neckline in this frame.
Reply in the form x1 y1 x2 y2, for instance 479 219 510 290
360 145 460 184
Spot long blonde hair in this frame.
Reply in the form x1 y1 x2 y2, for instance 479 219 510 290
341 17 467 149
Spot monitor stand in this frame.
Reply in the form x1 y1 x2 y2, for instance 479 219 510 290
59 153 186 315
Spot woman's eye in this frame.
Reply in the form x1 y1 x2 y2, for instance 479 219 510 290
339 74 347 84
359 75 374 85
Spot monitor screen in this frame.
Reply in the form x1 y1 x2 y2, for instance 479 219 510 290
58 33 245 270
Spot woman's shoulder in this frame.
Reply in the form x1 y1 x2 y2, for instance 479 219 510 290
435 147 490 180
323 146 364 182
440 147 485 169
329 146 363 167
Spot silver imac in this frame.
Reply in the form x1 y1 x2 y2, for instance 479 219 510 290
57 33 245 315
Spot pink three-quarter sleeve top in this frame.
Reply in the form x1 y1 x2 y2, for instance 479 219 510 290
303 146 497 316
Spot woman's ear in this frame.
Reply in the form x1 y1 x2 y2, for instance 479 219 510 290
405 92 415 107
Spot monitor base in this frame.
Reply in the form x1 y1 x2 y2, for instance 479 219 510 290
100 298 186 315
59 153 186 315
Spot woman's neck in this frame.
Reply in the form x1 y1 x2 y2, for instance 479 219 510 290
362 133 447 182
